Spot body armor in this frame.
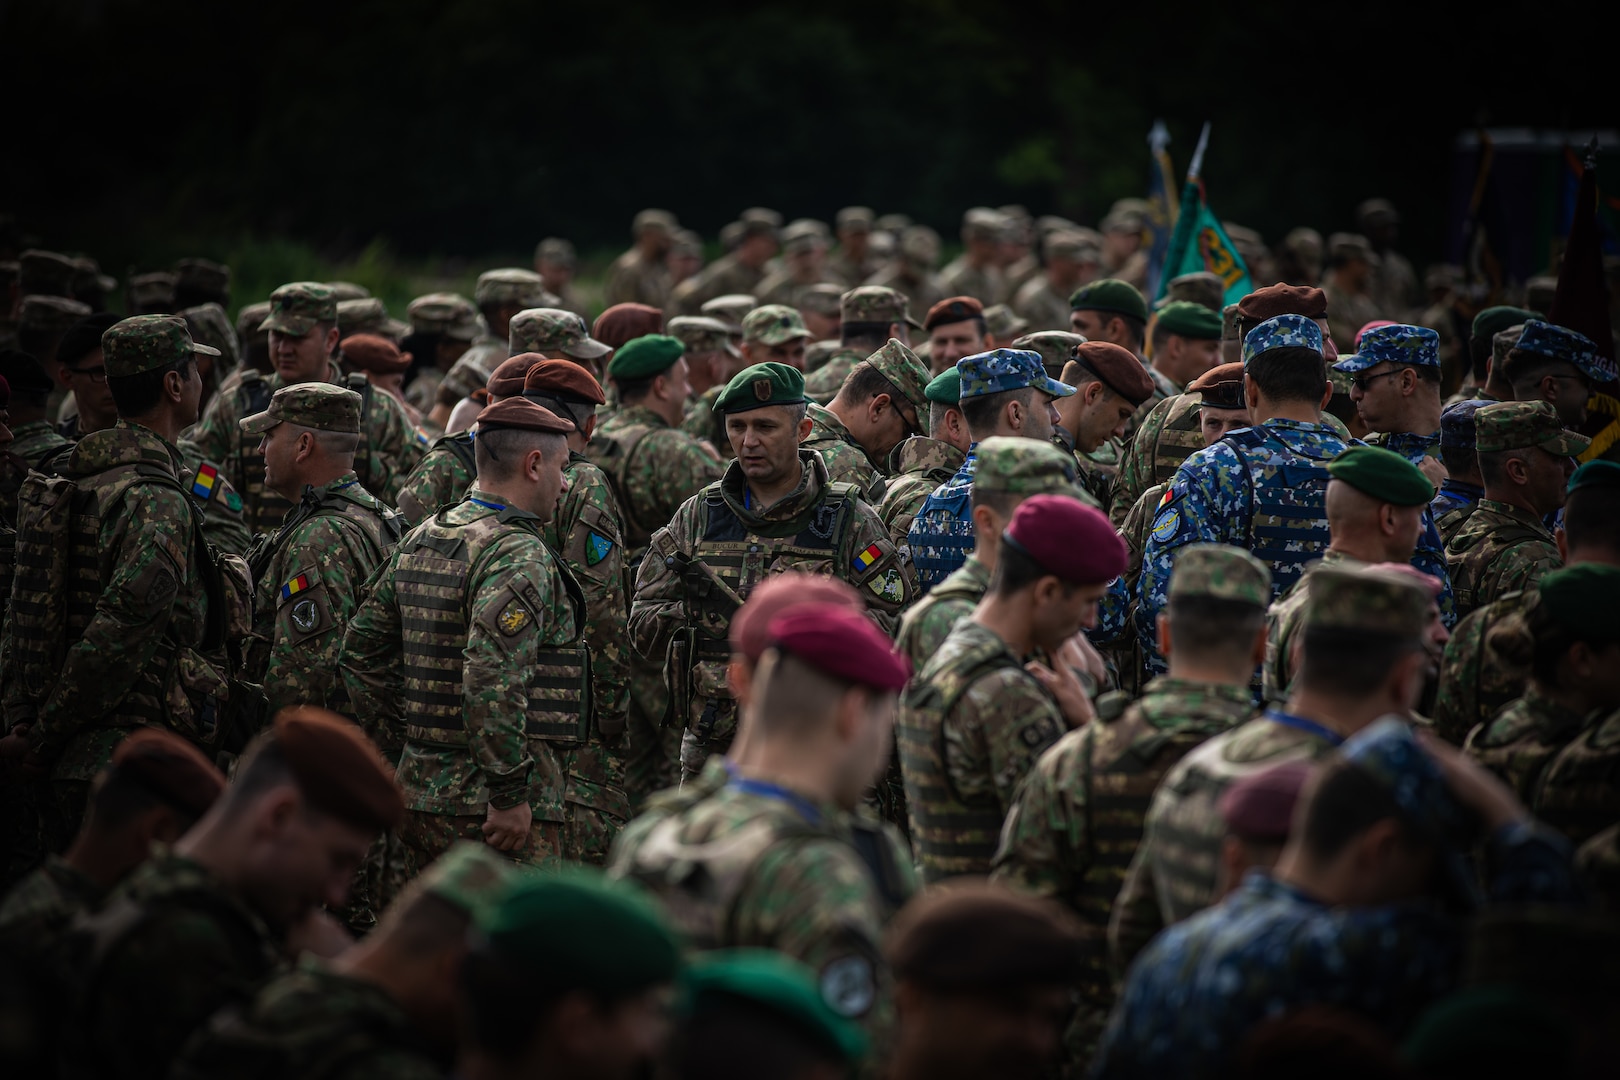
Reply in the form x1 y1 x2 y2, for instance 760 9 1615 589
1220 426 1335 598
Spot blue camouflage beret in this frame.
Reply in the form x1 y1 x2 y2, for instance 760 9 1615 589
1333 323 1440 373
1241 314 1322 366
1514 319 1617 383
956 349 1075 401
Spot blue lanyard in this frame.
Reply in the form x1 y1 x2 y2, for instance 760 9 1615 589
468 496 506 511
727 776 823 825
331 479 357 492
1263 708 1344 747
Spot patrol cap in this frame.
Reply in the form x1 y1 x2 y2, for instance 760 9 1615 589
173 257 230 300
863 338 931 417
1002 494 1126 585
126 272 177 311
324 281 371 301
925 296 983 331
899 225 941 265
1514 319 1617 382
181 303 240 370
508 307 610 360
241 382 363 435
1187 361 1246 410
961 207 1007 241
1154 300 1223 340
339 333 412 375
1470 306 1536 345
608 334 684 380
666 316 741 358
836 206 875 231
18 249 78 295
404 841 514 924
474 268 554 310
983 304 1031 342
730 573 862 662
523 357 606 405
1167 543 1271 607
236 301 272 343
1474 400 1590 456
1354 320 1398 346
474 396 575 434
841 285 921 330
270 706 405 832
1536 564 1620 642
683 950 867 1064
1044 231 1100 263
1302 564 1430 639
781 219 829 255
1492 325 1526 367
886 881 1084 991
924 368 960 406
337 297 410 341
487 354 544 399
1236 283 1328 323
957 348 1075 401
1068 279 1148 323
19 295 91 333
1242 314 1323 366
260 281 338 335
973 436 1080 497
1326 446 1435 507
109 728 226 821
1218 760 1311 843
0 348 56 396
715 362 806 414
742 304 812 345
1010 330 1086 379
701 295 758 330
477 867 681 997
406 292 481 342
632 208 678 235
1328 232 1377 264
1440 399 1488 451
1066 342 1155 406
795 283 843 317
534 237 576 266
1159 272 1226 313
1334 323 1441 373
768 604 911 692
1568 458 1620 494
103 314 221 378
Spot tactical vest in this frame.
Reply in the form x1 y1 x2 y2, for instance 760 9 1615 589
1153 396 1206 484
586 417 660 549
908 464 975 592
897 632 1022 880
1434 502 1479 546
237 372 374 531
393 505 592 748
435 429 477 477
1445 519 1549 614
248 479 407 586
1533 712 1620 846
1221 427 1335 598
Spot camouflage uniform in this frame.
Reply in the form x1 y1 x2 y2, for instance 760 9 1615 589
1261 550 1364 701
895 556 989 676
1465 686 1594 829
877 436 965 546
1532 707 1620 848
587 403 724 558
175 440 252 555
629 451 911 781
1431 477 1484 545
802 347 866 404
1431 591 1535 745
604 250 673 311
393 430 475 525
802 286 920 403
803 402 882 499
1012 275 1076 333
1444 501 1561 621
670 254 768 316
0 853 102 957
938 253 1006 307
680 384 729 452
8 418 71 470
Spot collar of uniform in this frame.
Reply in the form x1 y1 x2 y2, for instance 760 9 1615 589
112 418 185 472
1258 417 1341 440
310 470 362 500
1438 477 1483 500
1474 498 1555 533
1369 429 1441 464
617 403 672 431
1140 676 1256 709
721 448 826 523
807 401 853 445
889 435 966 477
463 485 540 523
1521 683 1596 743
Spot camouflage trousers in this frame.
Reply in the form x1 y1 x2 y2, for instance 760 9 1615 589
624 662 680 808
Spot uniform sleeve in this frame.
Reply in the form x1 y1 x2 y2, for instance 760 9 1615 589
991 732 1092 904
840 500 915 634
1107 841 1166 979
555 478 631 735
948 670 1065 820
464 547 554 808
1109 396 1175 529
336 557 405 741
360 389 426 504
1412 511 1456 628
637 434 724 530
1497 544 1560 602
1135 449 1241 676
627 499 700 668
262 519 369 714
187 384 240 483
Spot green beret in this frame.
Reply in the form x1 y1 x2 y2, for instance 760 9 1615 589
1568 459 1620 493
1068 278 1148 323
1537 565 1620 643
924 368 960 405
1168 543 1271 607
479 868 681 997
1155 300 1223 340
972 435 1078 496
608 333 685 381
684 950 867 1064
1326 446 1434 507
716 362 806 414
1470 305 1538 343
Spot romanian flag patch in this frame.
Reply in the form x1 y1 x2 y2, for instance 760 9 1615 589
192 464 219 501
280 573 314 601
851 543 883 573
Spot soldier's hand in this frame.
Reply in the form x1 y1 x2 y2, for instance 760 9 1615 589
1027 647 1095 730
0 725 27 764
483 800 533 852
1066 633 1109 688
1417 728 1526 831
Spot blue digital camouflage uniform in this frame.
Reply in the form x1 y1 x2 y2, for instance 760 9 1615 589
907 445 978 591
1431 477 1483 521
1364 429 1456 626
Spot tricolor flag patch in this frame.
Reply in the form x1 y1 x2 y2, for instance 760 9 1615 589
192 464 219 501
851 543 883 573
280 573 314 601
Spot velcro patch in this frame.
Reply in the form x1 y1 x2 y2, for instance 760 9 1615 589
497 601 531 636
585 531 614 566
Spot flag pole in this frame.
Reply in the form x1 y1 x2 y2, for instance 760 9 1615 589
1186 122 1212 184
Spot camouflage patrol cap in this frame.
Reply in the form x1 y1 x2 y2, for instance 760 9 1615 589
972 436 1079 496
1492 325 1526 368
174 257 230 299
1474 400 1590 456
474 268 554 310
1302 564 1430 639
794 283 844 317
781 219 829 255
1167 543 1271 607
1328 233 1377 264
836 206 875 232
715 362 805 414
534 237 576 266
405 841 514 924
742 304 812 346
1011 331 1087 379
1187 361 1246 410
841 285 921 330
702 295 758 331
1069 278 1148 322
126 272 177 311
632 208 678 236
899 225 941 265
180 303 240 370
740 206 784 229
407 292 481 341
671 229 703 258
236 301 271 343
18 249 78 295
260 281 338 335
1334 323 1440 373
863 338 931 417
1242 314 1323 365
1044 231 1100 262
983 304 1030 342
337 297 410 341
961 207 1007 241
1221 303 1242 343
924 368 960 405
1514 319 1617 383
102 314 220 377
1326 446 1435 507
240 381 363 435
958 348 1074 401
20 294 92 333
666 316 740 357
324 281 371 301
1159 272 1226 313
876 213 912 234
508 307 610 360
1154 301 1223 340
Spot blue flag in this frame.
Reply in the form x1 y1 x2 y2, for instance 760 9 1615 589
1157 178 1252 307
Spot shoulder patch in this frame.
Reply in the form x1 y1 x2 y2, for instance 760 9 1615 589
819 955 876 1018
1150 506 1181 544
279 571 317 601
497 600 531 636
866 566 906 604
851 542 883 573
190 463 220 502
585 531 614 566
289 598 321 634
224 488 243 513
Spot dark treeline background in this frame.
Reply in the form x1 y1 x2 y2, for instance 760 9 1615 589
2 0 1610 269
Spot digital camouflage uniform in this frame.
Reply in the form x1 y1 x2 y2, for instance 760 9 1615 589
803 402 883 499
0 853 103 985
393 430 476 526
877 436 965 546
1261 550 1365 702
1443 500 1560 621
587 403 724 557
802 347 865 404
803 285 920 404
669 253 768 316
630 450 912 782
937 258 1005 308
1012 276 1075 333
175 440 252 555
1431 477 1484 545
1465 686 1595 833
8 418 72 469
1531 706 1620 848
1431 591 1535 745
681 384 729 452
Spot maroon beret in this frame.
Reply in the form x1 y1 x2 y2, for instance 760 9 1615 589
487 354 544 398
730 573 863 662
1002 494 1127 585
767 604 911 692
1065 342 1154 407
1187 361 1247 410
1236 284 1327 323
273 707 404 832
593 303 665 350
339 333 412 375
110 728 225 820
476 396 576 434
1219 760 1312 842
886 882 1084 990
925 295 984 331
523 357 606 406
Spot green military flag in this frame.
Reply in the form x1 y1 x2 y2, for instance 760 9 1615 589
1155 123 1252 307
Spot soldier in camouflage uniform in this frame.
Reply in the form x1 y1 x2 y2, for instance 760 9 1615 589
171 842 512 1080
803 285 920 403
239 384 406 715
866 225 946 317
1320 234 1382 354
803 337 931 500
993 544 1269 1069
1051 342 1156 514
878 366 970 545
1111 565 1435 970
826 206 879 287
604 209 678 310
938 208 1008 306
629 362 913 783
533 237 591 319
338 399 596 873
671 315 744 451
401 292 480 415
431 269 558 423
1012 231 1099 333
1433 399 1488 543
1445 400 1585 620
610 604 911 1045
0 348 71 526
755 219 832 307
899 494 1124 882
336 297 410 345
670 213 781 316
190 282 424 534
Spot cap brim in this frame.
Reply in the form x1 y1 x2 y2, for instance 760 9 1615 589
260 314 318 336
1541 431 1593 456
905 314 924 331
722 341 741 359
239 411 280 434
1332 354 1374 372
1041 376 1077 398
723 396 806 415
563 337 612 360
757 330 814 346
190 341 222 358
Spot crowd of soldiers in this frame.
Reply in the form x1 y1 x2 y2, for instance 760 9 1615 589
0 197 1616 1079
